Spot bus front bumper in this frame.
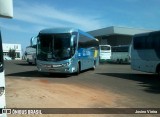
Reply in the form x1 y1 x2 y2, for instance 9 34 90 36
0 90 6 117
37 64 76 74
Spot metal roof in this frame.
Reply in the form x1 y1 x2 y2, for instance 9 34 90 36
88 26 154 37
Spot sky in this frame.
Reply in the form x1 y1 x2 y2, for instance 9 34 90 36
0 0 160 52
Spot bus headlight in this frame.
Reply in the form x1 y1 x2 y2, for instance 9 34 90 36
0 87 5 96
62 62 71 67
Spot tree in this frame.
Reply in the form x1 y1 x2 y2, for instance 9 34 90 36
8 49 16 60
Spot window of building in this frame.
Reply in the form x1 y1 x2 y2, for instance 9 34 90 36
16 52 20 58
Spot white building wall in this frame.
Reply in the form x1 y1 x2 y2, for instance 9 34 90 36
2 43 22 60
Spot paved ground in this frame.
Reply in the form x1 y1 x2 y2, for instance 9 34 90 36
4 60 160 117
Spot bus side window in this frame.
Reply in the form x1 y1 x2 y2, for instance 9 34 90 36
153 35 160 50
134 36 146 49
146 36 153 49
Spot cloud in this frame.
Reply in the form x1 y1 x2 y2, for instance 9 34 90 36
14 1 104 31
0 22 30 33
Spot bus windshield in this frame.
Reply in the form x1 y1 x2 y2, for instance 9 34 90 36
100 46 110 50
99 45 111 60
37 33 73 61
111 46 129 52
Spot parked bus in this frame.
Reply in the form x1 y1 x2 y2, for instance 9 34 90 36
35 28 99 74
111 45 130 64
131 31 160 75
99 45 111 61
0 0 13 117
0 31 6 117
25 45 36 64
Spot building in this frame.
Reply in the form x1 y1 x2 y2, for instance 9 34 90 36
2 43 22 60
88 26 154 46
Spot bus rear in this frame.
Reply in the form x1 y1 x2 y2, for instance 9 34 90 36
111 45 130 64
25 45 36 64
99 45 111 61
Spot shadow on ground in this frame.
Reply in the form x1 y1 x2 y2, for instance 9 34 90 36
6 70 71 78
97 73 160 94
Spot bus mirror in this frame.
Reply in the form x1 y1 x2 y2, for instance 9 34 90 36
0 63 2 67
30 36 37 46
71 35 76 47
0 62 3 72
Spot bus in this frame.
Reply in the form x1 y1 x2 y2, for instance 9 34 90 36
25 45 36 64
111 45 130 64
0 0 13 117
35 28 99 74
0 31 6 117
99 45 111 61
131 30 160 75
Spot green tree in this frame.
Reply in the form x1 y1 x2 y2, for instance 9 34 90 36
8 49 16 60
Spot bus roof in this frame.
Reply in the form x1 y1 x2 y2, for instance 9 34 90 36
39 27 96 40
39 27 77 34
100 45 111 46
134 30 160 37
112 45 130 47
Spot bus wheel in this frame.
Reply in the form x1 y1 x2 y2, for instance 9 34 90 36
76 63 80 75
29 62 32 65
116 59 119 64
120 59 123 64
125 58 128 63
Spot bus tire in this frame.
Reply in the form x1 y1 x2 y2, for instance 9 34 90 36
29 62 32 65
116 59 119 64
120 59 123 64
125 58 128 63
76 62 80 75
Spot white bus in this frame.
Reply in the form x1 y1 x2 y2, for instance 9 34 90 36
111 45 130 64
0 31 6 117
25 45 36 64
131 31 160 75
99 45 111 61
0 0 13 117
35 28 99 74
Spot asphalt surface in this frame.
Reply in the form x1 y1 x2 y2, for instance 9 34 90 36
4 60 160 108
